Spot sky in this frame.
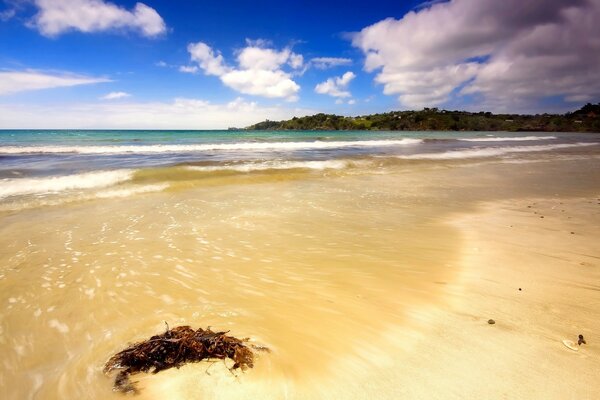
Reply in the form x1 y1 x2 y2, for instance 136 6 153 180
0 0 599 129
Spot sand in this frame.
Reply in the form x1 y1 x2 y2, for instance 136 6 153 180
386 196 600 399
2 151 599 399
137 195 599 399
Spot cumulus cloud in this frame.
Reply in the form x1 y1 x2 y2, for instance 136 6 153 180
187 41 302 100
100 91 130 100
315 71 355 98
311 57 352 69
30 0 166 37
178 65 199 74
353 0 600 111
0 69 110 95
0 97 315 129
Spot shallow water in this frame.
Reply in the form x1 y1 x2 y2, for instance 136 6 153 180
0 130 599 399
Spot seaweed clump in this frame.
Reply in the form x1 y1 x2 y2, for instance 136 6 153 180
104 325 257 393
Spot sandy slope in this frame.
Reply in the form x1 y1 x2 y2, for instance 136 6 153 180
140 195 599 399
402 196 600 399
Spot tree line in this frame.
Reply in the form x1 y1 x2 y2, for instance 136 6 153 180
246 103 600 132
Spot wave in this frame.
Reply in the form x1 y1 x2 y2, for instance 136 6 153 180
0 170 134 199
0 139 422 155
458 136 557 142
186 160 350 172
398 143 597 160
94 183 169 199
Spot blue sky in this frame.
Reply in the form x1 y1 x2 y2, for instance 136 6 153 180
0 0 598 128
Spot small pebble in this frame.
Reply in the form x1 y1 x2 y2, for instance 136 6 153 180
518 288 522 291
540 216 544 218
571 232 575 234
578 334 586 345
488 319 495 325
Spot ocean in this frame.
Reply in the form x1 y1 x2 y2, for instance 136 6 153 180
0 130 597 205
0 130 599 399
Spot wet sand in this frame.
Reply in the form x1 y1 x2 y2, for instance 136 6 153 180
142 196 600 400
1 150 599 399
385 197 600 399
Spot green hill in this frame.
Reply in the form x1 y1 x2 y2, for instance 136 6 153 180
246 103 600 132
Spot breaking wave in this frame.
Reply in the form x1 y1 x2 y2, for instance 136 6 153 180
0 139 422 155
0 170 134 199
398 143 596 160
458 136 557 142
186 160 350 172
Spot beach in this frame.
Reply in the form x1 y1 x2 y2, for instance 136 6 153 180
0 130 598 399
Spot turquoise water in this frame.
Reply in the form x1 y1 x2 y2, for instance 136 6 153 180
0 129 593 146
0 130 598 202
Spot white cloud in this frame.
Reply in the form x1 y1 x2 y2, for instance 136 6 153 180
353 0 600 111
187 41 302 100
315 71 355 98
178 65 199 74
100 91 130 100
0 98 315 129
187 42 230 76
311 57 352 69
0 8 15 21
0 69 110 95
335 98 356 105
289 53 304 70
30 0 166 37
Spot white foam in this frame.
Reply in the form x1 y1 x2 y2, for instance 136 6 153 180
187 160 349 172
48 319 69 334
458 136 557 142
94 183 169 198
0 139 422 154
0 169 133 199
399 143 596 160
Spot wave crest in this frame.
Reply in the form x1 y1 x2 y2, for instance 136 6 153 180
399 143 596 160
0 170 134 199
0 139 422 155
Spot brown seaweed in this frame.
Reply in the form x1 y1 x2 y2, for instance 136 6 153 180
104 325 258 393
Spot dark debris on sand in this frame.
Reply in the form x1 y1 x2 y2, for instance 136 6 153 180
104 325 261 394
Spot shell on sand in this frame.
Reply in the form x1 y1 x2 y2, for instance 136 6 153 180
562 340 579 351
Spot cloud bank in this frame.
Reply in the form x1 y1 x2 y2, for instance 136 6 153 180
353 0 600 111
0 70 109 95
187 41 303 100
0 98 314 129
31 0 166 37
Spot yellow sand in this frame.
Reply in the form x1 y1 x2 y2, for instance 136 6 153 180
1 153 599 399
141 195 599 400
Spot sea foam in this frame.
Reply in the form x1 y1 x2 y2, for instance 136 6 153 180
94 183 169 199
186 160 349 172
458 136 557 142
0 170 134 199
0 139 422 154
399 143 596 160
